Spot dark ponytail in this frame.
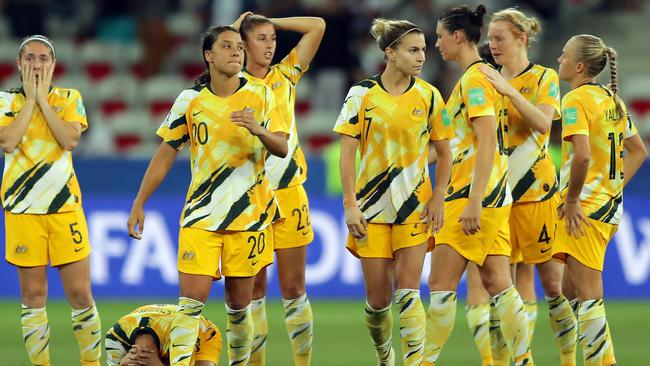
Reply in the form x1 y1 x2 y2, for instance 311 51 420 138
439 4 487 44
195 25 239 86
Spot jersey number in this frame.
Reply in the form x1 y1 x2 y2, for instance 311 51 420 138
192 122 208 145
247 232 266 260
292 204 311 233
497 121 506 155
537 224 550 244
69 222 83 244
607 132 624 180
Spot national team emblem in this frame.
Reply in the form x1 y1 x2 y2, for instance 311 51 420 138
181 250 195 260
519 87 531 94
411 107 424 117
271 81 282 90
15 244 28 254
243 107 255 113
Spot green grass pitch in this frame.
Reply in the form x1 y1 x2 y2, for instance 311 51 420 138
0 300 647 365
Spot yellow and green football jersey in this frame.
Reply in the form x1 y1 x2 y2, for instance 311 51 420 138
445 61 511 208
157 78 288 231
334 75 453 224
106 304 221 365
0 86 87 214
506 63 561 202
560 83 638 224
244 47 308 189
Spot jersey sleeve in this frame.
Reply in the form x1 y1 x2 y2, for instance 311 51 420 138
624 115 639 139
262 85 288 134
0 91 16 127
156 89 195 150
463 72 499 120
333 84 369 138
276 47 306 85
537 68 561 120
428 87 454 141
561 93 589 140
63 89 88 131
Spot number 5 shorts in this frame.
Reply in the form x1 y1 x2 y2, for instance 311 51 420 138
178 225 274 280
272 184 315 250
5 209 91 267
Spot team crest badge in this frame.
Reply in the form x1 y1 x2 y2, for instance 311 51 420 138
15 244 28 254
411 107 424 117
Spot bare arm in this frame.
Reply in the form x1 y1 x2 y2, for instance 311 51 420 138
0 65 37 153
427 144 438 165
40 103 82 151
431 139 452 199
469 116 497 202
257 130 289 158
270 17 326 70
0 99 35 153
565 134 590 203
623 133 648 186
340 135 367 238
127 142 179 239
423 138 452 232
480 65 554 134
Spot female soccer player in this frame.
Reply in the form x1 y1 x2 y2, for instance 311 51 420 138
463 8 576 365
424 5 533 366
335 18 453 366
0 35 101 366
231 12 325 366
127 26 288 366
106 304 222 366
553 34 647 366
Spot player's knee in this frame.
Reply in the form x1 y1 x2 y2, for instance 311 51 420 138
67 287 94 308
280 282 305 300
365 288 392 309
22 286 47 308
540 276 562 297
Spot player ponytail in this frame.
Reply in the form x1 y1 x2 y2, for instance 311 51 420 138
438 4 487 44
571 35 624 121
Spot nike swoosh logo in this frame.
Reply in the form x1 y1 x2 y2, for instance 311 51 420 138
192 110 202 116
410 231 423 237
251 260 259 266
74 247 85 253
365 107 376 113
541 248 551 253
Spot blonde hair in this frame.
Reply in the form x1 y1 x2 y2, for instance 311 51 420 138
571 34 624 120
492 8 541 47
370 18 421 51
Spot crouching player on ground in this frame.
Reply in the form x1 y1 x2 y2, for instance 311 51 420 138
105 304 222 366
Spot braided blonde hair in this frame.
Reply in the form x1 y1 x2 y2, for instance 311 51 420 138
571 35 624 121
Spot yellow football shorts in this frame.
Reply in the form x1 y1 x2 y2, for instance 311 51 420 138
5 209 91 267
272 185 314 250
178 225 274 280
509 194 560 264
346 222 434 259
553 217 618 271
436 198 511 266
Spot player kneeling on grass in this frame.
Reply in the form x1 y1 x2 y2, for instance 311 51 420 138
105 304 222 366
